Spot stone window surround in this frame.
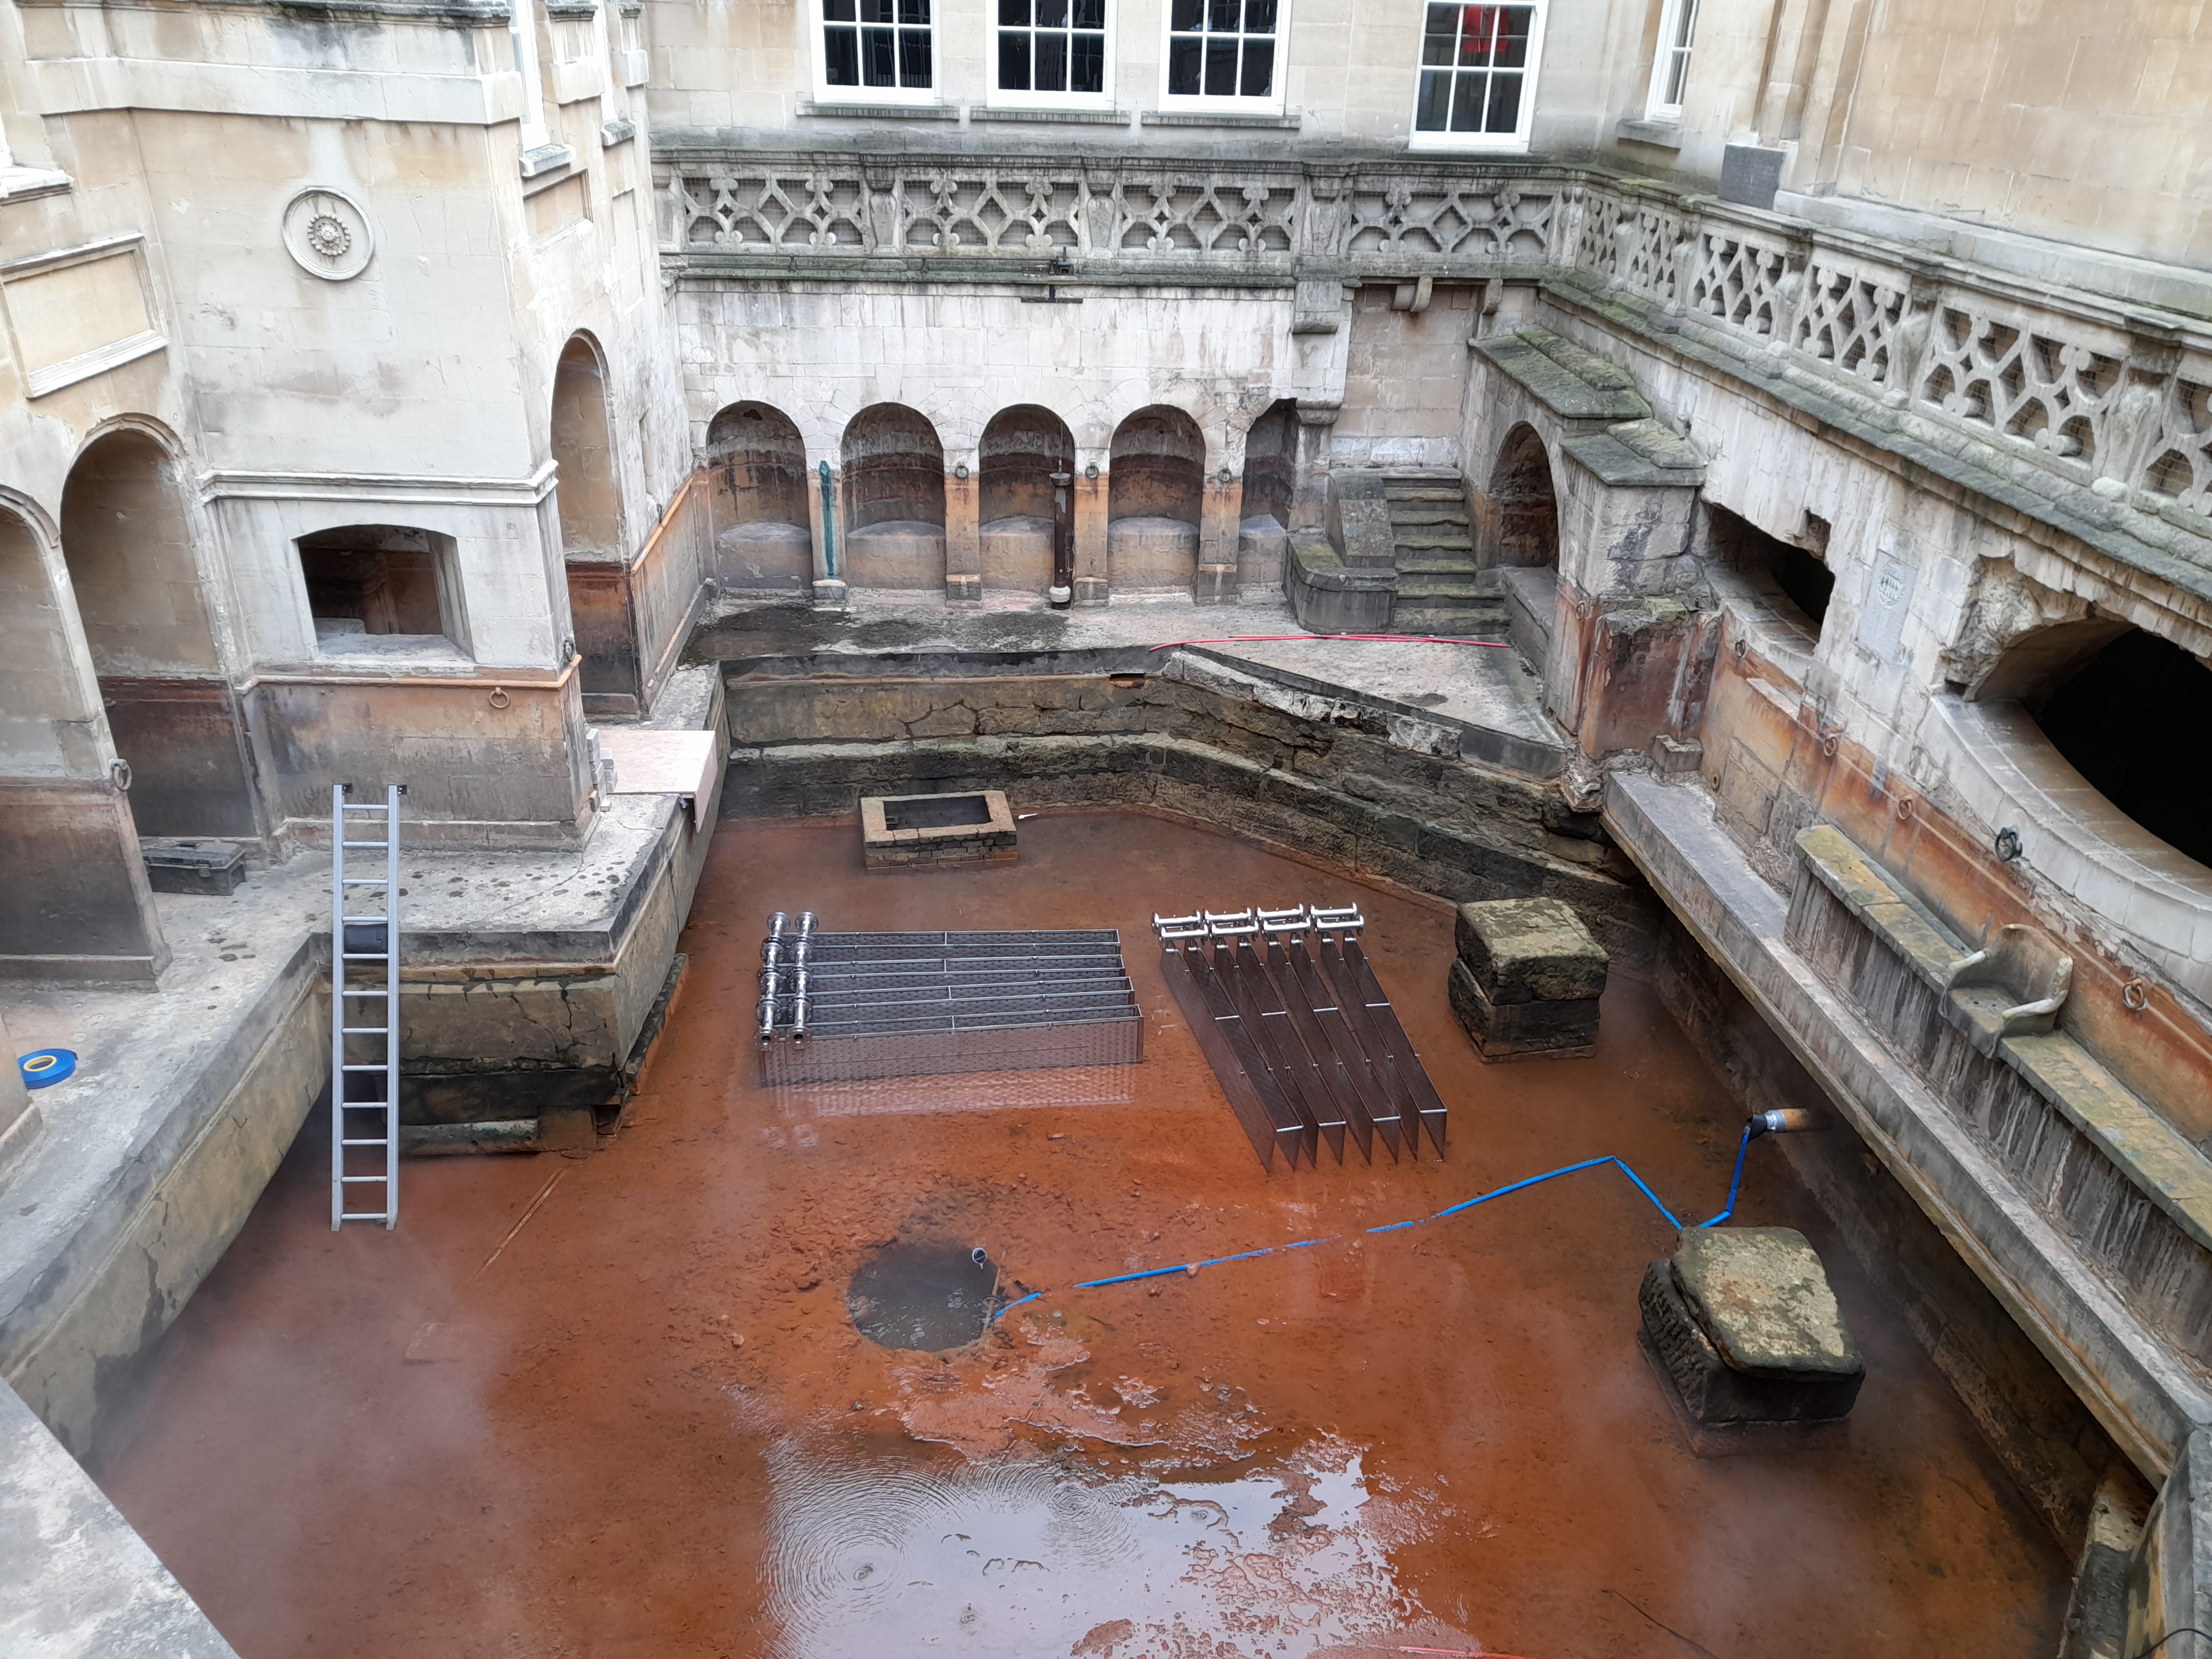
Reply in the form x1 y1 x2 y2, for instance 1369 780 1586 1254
1406 0 1548 154
1157 0 1290 117
1644 0 1698 121
810 0 942 107
988 0 1115 113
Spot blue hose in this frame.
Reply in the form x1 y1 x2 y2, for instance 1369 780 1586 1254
989 1121 1760 1322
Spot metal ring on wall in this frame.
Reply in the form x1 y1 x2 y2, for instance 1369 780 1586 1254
488 686 511 710
1820 731 1840 758
1895 796 1916 821
2122 980 2151 1013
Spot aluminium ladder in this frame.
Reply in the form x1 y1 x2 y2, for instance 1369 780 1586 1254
331 784 402 1229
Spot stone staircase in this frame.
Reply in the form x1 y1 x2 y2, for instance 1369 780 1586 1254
1375 468 1499 636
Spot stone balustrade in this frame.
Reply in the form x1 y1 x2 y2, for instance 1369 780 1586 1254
656 149 2212 577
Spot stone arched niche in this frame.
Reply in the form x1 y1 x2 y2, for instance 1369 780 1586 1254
841 404 946 591
551 335 622 558
0 504 100 776
2015 624 2212 869
295 524 461 649
706 400 812 593
1236 399 1299 596
61 429 255 837
978 404 1072 597
1488 422 1559 568
1107 405 1204 593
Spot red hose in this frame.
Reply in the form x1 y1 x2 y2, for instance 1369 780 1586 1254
1149 633 1511 650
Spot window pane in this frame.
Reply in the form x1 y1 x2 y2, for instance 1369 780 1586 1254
825 24 859 81
998 0 1026 20
824 0 855 18
859 0 892 19
1459 7 1494 66
1239 36 1274 94
1204 35 1237 93
898 25 931 84
1167 34 1202 91
1485 67 1522 130
1422 4 1460 66
896 0 930 23
1415 67 1453 128
1071 32 1104 91
1170 0 1202 30
1208 0 1238 30
1072 0 1104 26
860 29 894 82
1494 6 1531 67
1671 0 1699 50
998 30 1030 86
1243 0 1276 32
1037 0 1066 25
1662 47 1689 103
1450 69 1484 129
1036 30 1067 88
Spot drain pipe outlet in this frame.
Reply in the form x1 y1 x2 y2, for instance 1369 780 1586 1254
1749 1108 1823 1138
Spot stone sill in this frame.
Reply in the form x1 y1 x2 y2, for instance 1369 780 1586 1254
796 99 958 120
0 165 73 203
1794 822 2212 1256
1615 116 1684 150
972 106 1130 126
519 140 574 179
1141 108 1301 129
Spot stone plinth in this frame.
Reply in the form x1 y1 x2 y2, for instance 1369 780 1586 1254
843 520 947 590
1106 514 1199 591
979 513 1055 596
1448 896 1606 1060
860 790 1017 870
1639 1227 1864 1426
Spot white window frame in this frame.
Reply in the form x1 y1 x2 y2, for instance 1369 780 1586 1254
1406 1 1547 153
987 0 1115 109
1645 0 1699 118
508 0 552 148
810 0 942 106
1156 0 1290 116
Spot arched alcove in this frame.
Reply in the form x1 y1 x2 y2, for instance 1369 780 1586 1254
979 404 1072 597
551 335 622 558
841 404 946 591
1706 503 1834 637
1239 399 1298 536
706 400 812 593
1107 406 1204 593
0 504 98 774
295 525 463 651
1488 424 1559 568
60 429 254 837
2015 625 2212 869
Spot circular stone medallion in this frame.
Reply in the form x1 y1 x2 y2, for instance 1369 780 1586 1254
281 188 374 281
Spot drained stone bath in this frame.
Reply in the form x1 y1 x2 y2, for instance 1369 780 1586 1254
90 812 2066 1657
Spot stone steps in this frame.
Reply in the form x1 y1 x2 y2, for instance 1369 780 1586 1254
1389 505 1472 527
1375 470 1489 633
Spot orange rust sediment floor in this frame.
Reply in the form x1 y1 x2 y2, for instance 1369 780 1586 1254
93 811 2067 1659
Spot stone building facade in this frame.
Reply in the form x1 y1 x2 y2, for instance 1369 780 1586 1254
4 0 2212 1610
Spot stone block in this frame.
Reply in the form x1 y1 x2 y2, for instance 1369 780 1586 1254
1448 957 1600 1059
1106 513 1199 591
1453 896 1608 1002
860 789 1018 870
1639 1227 1864 1427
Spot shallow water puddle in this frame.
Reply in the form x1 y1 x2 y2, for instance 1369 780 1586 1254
761 1431 1425 1658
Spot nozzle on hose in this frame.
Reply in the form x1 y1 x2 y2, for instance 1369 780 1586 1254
1749 1107 1823 1138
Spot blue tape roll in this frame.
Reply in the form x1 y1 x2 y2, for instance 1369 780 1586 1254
19 1048 76 1089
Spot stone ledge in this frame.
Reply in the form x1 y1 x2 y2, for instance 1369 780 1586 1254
1475 326 1654 421
1605 768 2212 1483
1793 824 2212 1258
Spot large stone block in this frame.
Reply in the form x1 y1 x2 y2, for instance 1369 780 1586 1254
843 520 947 590
1448 958 1601 1058
1106 513 1198 591
1454 896 1608 1001
1639 1227 1864 1427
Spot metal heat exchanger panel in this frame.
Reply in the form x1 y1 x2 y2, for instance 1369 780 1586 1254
1154 904 1447 1172
757 915 1144 1086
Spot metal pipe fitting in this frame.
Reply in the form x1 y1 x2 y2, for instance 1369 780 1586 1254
789 969 810 1042
1749 1108 1823 1137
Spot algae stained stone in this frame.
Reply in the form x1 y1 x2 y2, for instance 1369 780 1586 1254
1639 1226 1865 1427
1447 896 1608 1060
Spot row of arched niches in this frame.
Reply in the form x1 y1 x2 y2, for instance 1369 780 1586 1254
702 399 1301 596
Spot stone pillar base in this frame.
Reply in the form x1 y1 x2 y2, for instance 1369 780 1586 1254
1447 896 1606 1060
810 578 849 612
1191 563 1238 605
945 573 982 605
1073 575 1110 607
